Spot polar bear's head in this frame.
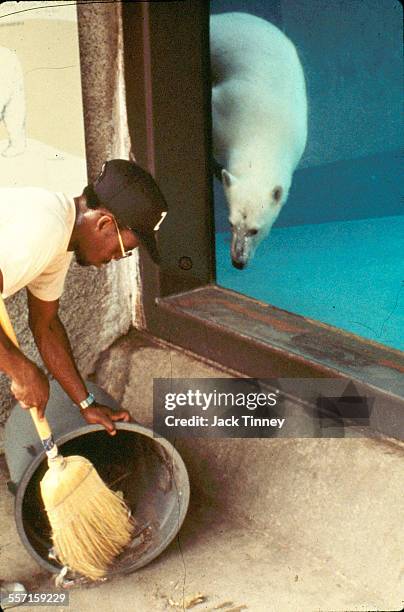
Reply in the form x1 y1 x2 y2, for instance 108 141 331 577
222 168 290 269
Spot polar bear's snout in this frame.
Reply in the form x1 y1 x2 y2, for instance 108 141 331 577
231 226 258 269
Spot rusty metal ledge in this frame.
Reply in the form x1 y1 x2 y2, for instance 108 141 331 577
155 285 404 403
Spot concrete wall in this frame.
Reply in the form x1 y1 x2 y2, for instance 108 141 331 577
0 0 139 427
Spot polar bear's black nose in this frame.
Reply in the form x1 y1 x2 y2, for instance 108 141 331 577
232 259 246 270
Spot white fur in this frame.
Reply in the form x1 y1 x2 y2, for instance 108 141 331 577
210 12 307 267
0 47 26 157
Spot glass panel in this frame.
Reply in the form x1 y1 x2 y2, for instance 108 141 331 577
0 1 87 191
211 0 403 351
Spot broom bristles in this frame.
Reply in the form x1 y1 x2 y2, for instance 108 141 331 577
40 456 135 580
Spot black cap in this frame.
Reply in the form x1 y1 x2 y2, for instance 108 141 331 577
93 159 168 264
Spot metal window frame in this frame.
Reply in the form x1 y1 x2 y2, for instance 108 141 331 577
119 1 403 437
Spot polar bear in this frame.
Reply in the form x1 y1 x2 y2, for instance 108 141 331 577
0 47 26 157
211 13 308 268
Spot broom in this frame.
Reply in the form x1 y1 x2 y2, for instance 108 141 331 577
0 295 134 580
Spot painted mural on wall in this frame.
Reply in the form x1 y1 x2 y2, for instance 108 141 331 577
0 0 87 193
0 46 26 158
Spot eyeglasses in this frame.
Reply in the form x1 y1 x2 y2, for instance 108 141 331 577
112 217 133 259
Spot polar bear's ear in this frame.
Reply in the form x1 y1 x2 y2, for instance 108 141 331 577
222 169 236 189
272 186 283 203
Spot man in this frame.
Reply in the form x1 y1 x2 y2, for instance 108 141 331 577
0 159 168 434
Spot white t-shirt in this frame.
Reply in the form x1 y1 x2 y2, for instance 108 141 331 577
0 187 76 301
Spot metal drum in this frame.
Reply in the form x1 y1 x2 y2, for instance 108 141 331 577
4 381 190 579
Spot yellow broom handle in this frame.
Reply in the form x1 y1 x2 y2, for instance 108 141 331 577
0 295 53 443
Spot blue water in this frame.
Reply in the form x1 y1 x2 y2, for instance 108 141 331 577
214 152 403 232
215 216 404 351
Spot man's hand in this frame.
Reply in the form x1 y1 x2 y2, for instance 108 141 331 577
80 404 131 436
11 361 49 418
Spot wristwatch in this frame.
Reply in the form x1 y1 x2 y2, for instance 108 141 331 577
79 392 96 410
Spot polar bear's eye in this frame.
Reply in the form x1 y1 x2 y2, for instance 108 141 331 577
272 187 283 203
247 229 258 236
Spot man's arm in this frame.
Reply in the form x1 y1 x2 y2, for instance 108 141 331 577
27 289 130 434
0 270 49 414
0 317 50 414
27 290 88 405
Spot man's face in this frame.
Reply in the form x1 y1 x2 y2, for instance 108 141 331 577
75 212 139 268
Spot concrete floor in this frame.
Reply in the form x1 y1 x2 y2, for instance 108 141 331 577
1 331 403 611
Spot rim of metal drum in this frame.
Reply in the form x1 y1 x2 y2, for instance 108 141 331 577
14 422 190 577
